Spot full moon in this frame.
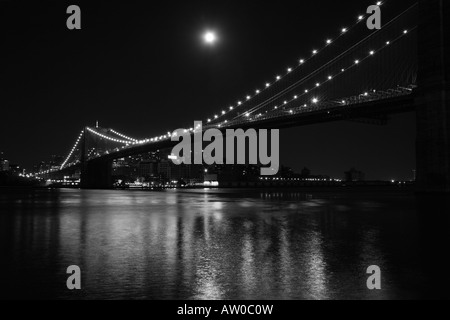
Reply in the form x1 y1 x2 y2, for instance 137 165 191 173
203 31 217 44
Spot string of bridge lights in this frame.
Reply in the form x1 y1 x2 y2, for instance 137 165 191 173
234 27 415 120
98 4 411 148
86 127 132 144
60 130 85 170
202 1 386 125
109 129 138 142
121 1 391 144
130 1 388 143
236 2 417 120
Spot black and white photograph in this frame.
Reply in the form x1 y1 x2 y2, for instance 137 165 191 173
0 0 449 305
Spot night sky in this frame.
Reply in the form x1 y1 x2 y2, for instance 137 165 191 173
0 0 417 180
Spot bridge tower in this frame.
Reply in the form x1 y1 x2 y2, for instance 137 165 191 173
416 0 450 193
80 126 113 189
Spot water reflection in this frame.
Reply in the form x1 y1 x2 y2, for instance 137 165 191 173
0 188 449 300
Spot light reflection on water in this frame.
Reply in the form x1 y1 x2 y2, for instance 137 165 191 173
0 188 449 300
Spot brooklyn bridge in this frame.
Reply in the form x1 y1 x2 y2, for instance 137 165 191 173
36 0 449 193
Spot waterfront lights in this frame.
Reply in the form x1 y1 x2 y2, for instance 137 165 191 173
342 28 347 33
312 98 319 104
355 60 360 64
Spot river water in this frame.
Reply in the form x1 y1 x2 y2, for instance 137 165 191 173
0 188 449 300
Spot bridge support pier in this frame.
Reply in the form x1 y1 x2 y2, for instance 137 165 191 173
81 159 113 189
416 0 450 193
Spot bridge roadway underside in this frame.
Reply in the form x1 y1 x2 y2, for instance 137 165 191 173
79 95 417 189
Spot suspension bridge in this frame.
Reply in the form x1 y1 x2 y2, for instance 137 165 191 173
36 0 450 192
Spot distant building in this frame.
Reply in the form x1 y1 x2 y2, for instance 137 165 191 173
1 152 10 172
1 159 9 172
345 168 365 182
138 161 157 177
